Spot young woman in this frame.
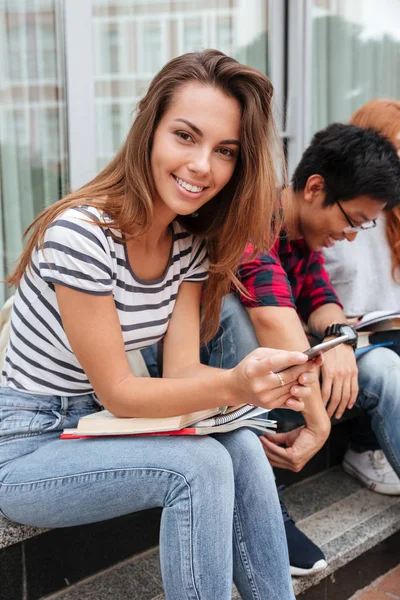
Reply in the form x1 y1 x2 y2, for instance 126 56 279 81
0 50 319 599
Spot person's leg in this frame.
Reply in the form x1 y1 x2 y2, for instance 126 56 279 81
201 293 327 576
0 390 235 600
215 428 295 600
200 293 259 368
140 344 161 378
349 409 380 452
346 347 400 494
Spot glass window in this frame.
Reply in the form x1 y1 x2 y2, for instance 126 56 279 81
142 21 163 73
98 25 121 74
216 16 234 57
183 18 204 54
0 0 68 303
311 0 400 132
92 0 270 169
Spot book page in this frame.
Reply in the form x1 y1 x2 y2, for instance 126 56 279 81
77 406 222 434
356 310 400 329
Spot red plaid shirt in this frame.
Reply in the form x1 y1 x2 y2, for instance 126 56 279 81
238 231 342 324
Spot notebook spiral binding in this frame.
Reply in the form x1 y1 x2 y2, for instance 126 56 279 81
211 405 256 426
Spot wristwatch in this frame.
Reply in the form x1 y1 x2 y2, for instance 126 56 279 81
323 323 358 350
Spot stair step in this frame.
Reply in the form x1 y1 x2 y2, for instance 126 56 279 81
0 518 46 551
283 468 400 596
41 466 400 599
44 549 241 600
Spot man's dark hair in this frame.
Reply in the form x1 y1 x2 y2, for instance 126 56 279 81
291 123 400 209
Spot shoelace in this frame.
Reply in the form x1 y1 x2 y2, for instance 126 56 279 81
371 449 390 473
277 485 294 524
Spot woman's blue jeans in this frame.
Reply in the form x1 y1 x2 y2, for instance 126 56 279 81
0 387 294 600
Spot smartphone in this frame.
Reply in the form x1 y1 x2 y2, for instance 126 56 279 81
273 332 351 373
303 333 350 360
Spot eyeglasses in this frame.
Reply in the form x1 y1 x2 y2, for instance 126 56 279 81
336 200 377 233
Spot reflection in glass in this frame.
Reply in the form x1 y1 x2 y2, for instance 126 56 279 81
0 0 68 303
312 0 400 132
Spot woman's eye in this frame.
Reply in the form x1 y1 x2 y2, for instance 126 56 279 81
175 131 193 142
217 147 236 158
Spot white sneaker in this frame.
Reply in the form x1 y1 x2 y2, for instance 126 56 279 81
342 448 400 495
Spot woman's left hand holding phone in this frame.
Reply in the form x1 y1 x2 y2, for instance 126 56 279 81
228 348 323 412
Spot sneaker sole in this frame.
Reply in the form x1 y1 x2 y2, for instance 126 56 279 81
290 559 328 577
342 460 400 496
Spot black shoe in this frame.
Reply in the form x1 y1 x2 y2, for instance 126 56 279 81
279 488 328 576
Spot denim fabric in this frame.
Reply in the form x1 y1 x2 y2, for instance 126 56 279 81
355 347 400 477
201 294 400 480
141 345 161 378
200 294 259 369
349 410 381 452
0 386 294 600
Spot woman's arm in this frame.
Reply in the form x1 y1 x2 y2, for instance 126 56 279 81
56 282 318 418
162 281 220 378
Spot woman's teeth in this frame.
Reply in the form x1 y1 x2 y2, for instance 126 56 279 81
174 175 204 193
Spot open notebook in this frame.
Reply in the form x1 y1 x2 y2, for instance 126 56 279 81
61 404 276 438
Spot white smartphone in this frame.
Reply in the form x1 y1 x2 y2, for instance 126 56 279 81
303 333 350 360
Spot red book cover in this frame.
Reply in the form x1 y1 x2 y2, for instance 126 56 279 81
60 428 199 439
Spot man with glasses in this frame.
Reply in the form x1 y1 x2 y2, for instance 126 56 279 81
198 123 400 576
335 199 377 233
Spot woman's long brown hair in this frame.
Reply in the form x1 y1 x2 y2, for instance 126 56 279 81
7 49 283 341
350 99 400 281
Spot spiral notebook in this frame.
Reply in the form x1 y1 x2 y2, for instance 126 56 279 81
61 404 276 438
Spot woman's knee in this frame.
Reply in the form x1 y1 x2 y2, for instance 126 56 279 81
175 437 235 492
217 429 273 476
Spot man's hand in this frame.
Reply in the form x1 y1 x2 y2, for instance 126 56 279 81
320 342 358 419
260 424 330 472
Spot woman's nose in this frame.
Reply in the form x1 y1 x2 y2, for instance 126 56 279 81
187 151 211 177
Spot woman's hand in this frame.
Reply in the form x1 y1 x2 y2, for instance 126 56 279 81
229 347 322 411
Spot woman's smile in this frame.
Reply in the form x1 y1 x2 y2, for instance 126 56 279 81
172 174 208 200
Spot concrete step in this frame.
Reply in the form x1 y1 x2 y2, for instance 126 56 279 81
36 466 400 600
283 468 400 597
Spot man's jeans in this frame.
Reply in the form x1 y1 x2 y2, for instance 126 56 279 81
0 386 295 600
186 293 400 479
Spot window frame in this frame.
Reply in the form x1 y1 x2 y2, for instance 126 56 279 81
64 0 290 189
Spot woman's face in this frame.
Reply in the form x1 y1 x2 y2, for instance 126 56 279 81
151 82 241 218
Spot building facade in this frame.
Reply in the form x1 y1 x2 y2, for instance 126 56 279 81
0 0 399 302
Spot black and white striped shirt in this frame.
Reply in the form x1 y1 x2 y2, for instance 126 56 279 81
2 207 208 395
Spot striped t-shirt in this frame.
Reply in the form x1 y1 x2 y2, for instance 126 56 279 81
2 207 208 395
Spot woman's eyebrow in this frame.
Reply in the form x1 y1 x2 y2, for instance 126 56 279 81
220 139 241 146
174 118 203 136
173 118 240 146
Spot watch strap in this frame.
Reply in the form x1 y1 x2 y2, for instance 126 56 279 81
324 323 343 337
324 323 358 349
